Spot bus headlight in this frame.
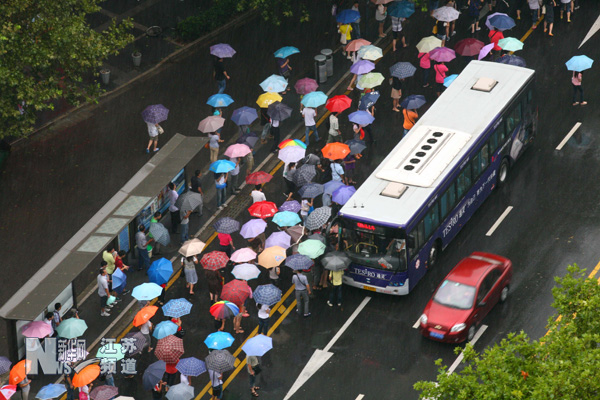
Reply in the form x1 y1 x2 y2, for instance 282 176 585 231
420 314 428 325
450 323 466 333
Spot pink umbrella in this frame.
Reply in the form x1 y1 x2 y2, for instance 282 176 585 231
224 143 251 158
429 47 456 62
21 321 53 338
230 247 257 263
198 116 225 133
294 78 318 95
478 43 494 60
345 38 371 52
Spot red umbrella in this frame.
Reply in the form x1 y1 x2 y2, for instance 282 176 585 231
294 78 318 95
454 38 485 57
325 95 352 113
246 171 273 185
0 385 17 400
155 335 184 364
248 201 278 219
200 251 229 271
221 280 252 307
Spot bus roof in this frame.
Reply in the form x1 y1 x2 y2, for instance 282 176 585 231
339 61 534 228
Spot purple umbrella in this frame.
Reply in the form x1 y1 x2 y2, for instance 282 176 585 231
240 219 268 239
280 200 301 213
429 47 456 62
478 43 494 60
348 110 375 126
210 43 236 58
294 78 318 95
323 180 345 196
265 231 292 249
350 60 375 75
231 106 258 126
237 131 259 148
332 185 357 205
141 104 169 124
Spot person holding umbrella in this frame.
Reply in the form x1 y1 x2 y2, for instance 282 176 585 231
213 56 230 94
182 255 199 295
247 355 262 397
434 62 448 97
571 71 587 106
403 108 418 136
146 122 160 153
328 112 342 143
215 172 228 210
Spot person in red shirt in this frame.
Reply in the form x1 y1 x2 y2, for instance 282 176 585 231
115 250 129 271
218 232 235 257
434 62 448 97
418 52 431 88
488 29 504 56
164 361 179 387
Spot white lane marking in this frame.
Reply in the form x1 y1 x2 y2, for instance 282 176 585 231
413 318 421 329
555 122 582 151
486 206 513 237
579 14 600 48
323 297 372 352
447 324 488 375
356 395 365 400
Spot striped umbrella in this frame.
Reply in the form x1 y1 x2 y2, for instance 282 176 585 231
221 280 252 306
200 251 229 271
209 301 239 319
253 284 282 306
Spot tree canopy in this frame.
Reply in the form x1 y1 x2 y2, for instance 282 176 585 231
0 0 133 139
414 264 600 399
232 0 309 26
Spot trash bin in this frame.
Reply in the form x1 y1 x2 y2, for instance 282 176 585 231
314 55 327 84
321 49 333 77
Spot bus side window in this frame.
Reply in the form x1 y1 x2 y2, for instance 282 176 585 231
424 202 440 239
440 183 456 220
496 122 507 145
506 103 522 134
526 89 533 104
417 220 425 249
456 166 472 199
472 143 489 178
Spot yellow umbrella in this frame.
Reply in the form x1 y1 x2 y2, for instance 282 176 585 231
256 92 283 108
257 246 287 269
416 36 442 53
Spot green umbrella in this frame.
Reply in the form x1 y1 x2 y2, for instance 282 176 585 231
298 239 327 259
96 343 126 361
358 72 385 89
497 37 523 52
56 318 88 339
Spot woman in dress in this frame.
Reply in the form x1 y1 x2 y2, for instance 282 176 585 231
182 255 199 295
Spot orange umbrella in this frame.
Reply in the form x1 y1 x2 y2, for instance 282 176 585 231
8 360 31 385
133 305 158 327
72 364 101 388
321 142 351 160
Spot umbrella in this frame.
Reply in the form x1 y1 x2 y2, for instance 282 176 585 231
204 332 235 350
358 91 380 110
214 217 240 234
357 45 383 61
298 239 327 259
566 55 593 72
348 110 375 126
35 384 66 400
322 251 352 271
200 251 229 270
197 116 225 133
0 385 16 400
155 335 184 364
97 343 126 361
400 95 427 110
231 106 258 126
303 153 322 165
390 62 416 79
162 298 193 318
205 350 236 373
242 334 273 357
179 238 206 257
387 0 415 18
285 225 306 243
56 318 88 339
232 263 261 280
274 46 300 58
346 38 371 52
267 101 293 121
441 73 458 87
210 301 240 319
237 131 260 148
248 201 278 219
149 222 170 246
260 74 288 93
294 78 318 95
279 138 307 149
273 211 302 227
90 386 118 400
324 180 346 196
230 248 257 263
207 94 234 108
321 142 351 161
132 282 163 300
325 95 352 113
358 72 384 89
210 43 236 58
308 233 327 244
496 55 527 67
429 47 456 62
122 331 146 356
432 6 460 21
292 164 317 187
487 13 515 31
21 321 52 338
221 280 252 306
253 284 282 306
478 43 494 60
265 231 292 249
497 37 523 52
285 254 313 270
258 246 287 269
279 200 301 213
332 185 357 205
454 38 484 57
350 59 375 75
246 171 273 185
209 159 236 174
72 365 100 388
344 139 367 155
148 257 173 285
177 357 207 377
336 9 360 23
112 268 126 291
0 357 11 375
224 143 251 158
416 36 442 53
133 305 158 327
298 183 324 198
240 219 268 239
166 384 194 400
301 91 328 108
256 92 282 108
141 104 169 124
142 361 165 391
305 206 332 230
175 191 203 213
114 398 135 400
278 146 306 163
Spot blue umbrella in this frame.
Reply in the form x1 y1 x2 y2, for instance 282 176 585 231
260 74 288 93
443 74 459 87
387 1 415 18
153 321 179 339
148 257 173 285
254 284 282 306
496 55 527 67
358 90 380 110
213 216 240 234
112 267 126 289
332 185 357 205
272 211 302 227
274 46 300 59
565 55 593 72
348 110 375 126
205 332 235 350
323 180 345 196
350 60 375 75
209 159 236 173
166 384 194 400
242 334 273 357
143 360 166 391
36 383 66 400
177 357 207 377
489 14 516 31
210 43 236 58
162 298 193 318
301 91 328 108
132 282 163 301
298 183 324 198
336 9 360 24
141 104 169 124
285 254 314 270
390 62 417 79
231 106 258 126
400 95 427 110
345 139 367 155
207 94 234 108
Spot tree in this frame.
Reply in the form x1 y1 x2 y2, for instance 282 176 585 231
231 0 309 26
414 264 600 399
0 0 133 139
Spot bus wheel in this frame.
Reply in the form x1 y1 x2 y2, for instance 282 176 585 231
428 241 441 269
498 159 509 186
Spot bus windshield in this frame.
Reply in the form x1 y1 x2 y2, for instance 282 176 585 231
341 227 407 271
433 280 476 310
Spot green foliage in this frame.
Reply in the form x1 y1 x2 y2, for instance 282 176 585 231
0 0 133 139
414 264 600 399
177 0 242 42
235 0 309 26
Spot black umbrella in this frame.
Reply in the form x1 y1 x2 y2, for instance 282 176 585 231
292 164 317 187
267 101 293 121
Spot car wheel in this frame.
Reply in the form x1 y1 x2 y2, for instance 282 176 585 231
467 325 476 342
428 241 441 269
497 159 509 186
500 285 509 303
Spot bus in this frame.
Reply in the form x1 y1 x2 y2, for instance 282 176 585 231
337 61 537 295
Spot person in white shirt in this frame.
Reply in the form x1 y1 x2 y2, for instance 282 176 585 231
327 113 341 143
146 122 159 154
250 185 267 203
270 119 281 152
167 182 179 234
301 107 320 145
139 319 153 352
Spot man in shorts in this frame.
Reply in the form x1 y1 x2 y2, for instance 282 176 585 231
391 16 407 51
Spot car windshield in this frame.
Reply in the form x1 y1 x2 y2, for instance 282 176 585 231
433 280 476 310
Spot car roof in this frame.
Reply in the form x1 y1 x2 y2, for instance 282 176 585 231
445 252 507 286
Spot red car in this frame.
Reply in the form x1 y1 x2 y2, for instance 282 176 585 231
419 252 512 343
